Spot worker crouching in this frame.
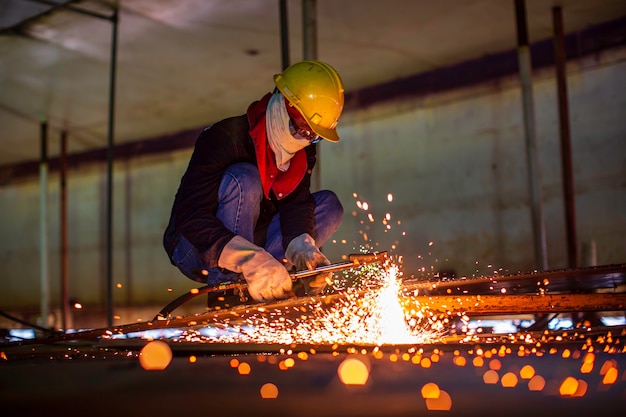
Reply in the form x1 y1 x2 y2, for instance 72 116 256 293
163 60 345 303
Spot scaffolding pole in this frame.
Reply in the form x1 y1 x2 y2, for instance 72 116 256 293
59 130 70 330
302 0 320 191
39 119 49 328
279 0 290 70
514 0 548 270
553 6 579 268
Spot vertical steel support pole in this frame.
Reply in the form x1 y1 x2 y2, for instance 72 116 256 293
60 130 70 330
40 119 50 328
302 0 317 60
302 0 320 191
106 6 119 327
552 6 578 268
279 0 290 70
514 0 548 270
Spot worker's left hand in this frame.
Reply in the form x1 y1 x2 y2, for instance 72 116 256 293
285 233 332 296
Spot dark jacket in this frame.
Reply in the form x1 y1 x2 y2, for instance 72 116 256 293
163 110 317 269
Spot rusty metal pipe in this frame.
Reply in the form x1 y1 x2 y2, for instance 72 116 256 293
12 290 624 347
15 263 624 347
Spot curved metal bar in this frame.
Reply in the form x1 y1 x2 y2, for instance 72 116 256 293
153 282 243 321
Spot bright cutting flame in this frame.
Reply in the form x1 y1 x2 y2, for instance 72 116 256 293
178 261 444 345
358 266 423 345
284 264 441 345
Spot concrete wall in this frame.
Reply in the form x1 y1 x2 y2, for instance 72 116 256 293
1 46 624 327
322 47 626 279
0 150 198 323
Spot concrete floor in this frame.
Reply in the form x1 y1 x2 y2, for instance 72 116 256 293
1 336 625 417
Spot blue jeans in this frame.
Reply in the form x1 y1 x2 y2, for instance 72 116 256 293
171 162 343 284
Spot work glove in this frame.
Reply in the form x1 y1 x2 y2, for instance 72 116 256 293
218 235 292 303
285 233 332 296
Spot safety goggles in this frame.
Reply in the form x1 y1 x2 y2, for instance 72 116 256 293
289 109 322 144
292 123 321 144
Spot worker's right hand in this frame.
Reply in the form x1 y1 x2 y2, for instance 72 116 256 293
285 233 331 296
218 235 292 303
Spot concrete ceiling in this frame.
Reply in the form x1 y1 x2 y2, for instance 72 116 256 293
0 0 625 168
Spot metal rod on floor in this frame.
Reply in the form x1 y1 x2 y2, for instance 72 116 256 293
60 130 70 330
279 0 290 70
514 0 548 270
39 119 49 328
552 6 578 268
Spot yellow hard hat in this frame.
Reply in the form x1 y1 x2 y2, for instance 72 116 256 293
274 60 345 142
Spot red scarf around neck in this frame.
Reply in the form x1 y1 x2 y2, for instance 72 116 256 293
247 93 308 200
